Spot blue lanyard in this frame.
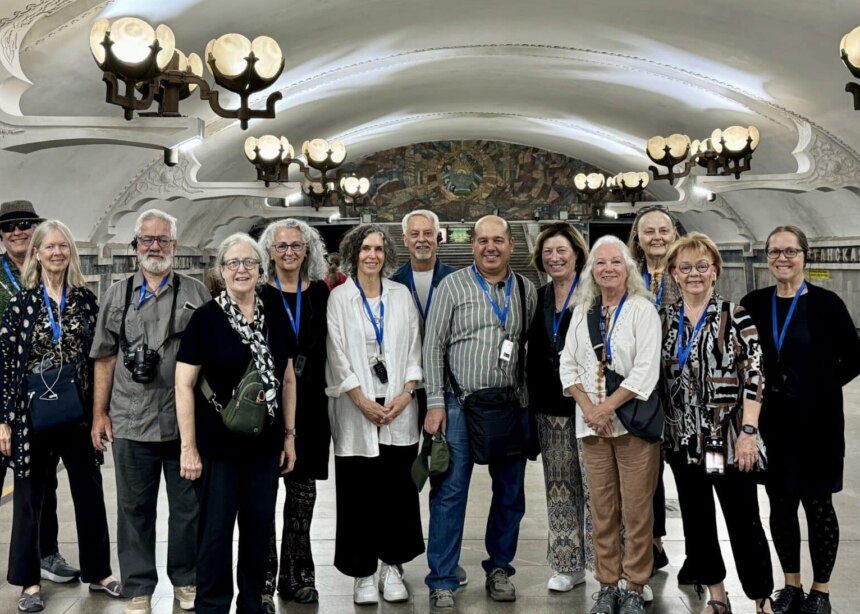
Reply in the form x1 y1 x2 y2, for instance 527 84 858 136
472 265 512 330
643 269 665 307
41 282 66 346
599 293 627 364
552 275 579 344
355 278 384 349
138 274 169 309
409 266 434 321
3 256 21 292
274 275 302 343
772 281 806 356
677 301 710 371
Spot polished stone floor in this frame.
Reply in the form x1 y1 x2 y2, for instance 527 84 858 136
1 380 858 614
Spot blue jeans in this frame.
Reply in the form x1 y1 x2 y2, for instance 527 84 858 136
425 392 528 591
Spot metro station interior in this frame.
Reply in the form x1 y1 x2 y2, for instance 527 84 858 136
2 0 860 612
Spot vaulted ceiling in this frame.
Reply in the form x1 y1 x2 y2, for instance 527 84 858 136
2 0 860 250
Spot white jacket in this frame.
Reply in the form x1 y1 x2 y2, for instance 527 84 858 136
325 277 423 457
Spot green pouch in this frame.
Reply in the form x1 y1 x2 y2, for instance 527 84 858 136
201 361 267 436
411 432 450 491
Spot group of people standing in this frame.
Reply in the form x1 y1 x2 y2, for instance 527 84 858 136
0 200 856 614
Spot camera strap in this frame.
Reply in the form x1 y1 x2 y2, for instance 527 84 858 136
120 273 181 355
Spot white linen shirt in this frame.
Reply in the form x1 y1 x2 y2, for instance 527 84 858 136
558 294 661 439
325 277 423 457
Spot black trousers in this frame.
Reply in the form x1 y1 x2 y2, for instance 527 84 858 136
669 455 773 599
334 443 425 578
652 458 666 538
195 454 280 614
1 453 63 559
113 438 198 597
265 475 317 597
7 425 112 587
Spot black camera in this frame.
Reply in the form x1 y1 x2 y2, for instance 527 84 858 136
124 344 160 384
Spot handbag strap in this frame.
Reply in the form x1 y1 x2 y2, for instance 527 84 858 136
200 357 256 413
586 298 605 363
446 273 528 398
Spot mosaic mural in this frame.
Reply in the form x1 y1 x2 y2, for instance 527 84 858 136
341 140 651 222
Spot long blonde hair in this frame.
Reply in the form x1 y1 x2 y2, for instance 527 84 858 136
21 220 86 289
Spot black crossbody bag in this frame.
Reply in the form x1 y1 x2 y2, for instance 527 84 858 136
586 299 663 443
447 273 528 464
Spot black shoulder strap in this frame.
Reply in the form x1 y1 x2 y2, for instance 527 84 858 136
120 274 182 354
586 298 604 363
119 276 135 354
515 273 527 389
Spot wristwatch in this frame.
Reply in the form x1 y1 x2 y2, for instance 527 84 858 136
741 424 758 436
405 388 416 399
284 428 297 438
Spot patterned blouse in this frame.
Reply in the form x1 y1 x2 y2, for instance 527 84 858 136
659 293 766 467
1 285 101 477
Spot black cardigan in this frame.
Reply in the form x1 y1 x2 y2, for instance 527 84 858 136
741 282 860 494
526 283 577 416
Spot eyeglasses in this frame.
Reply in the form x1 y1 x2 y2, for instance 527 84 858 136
273 242 305 254
222 258 261 271
677 261 712 275
137 235 173 248
1 220 36 233
766 247 803 260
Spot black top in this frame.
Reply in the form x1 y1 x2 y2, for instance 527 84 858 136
741 283 860 494
177 300 285 460
260 281 331 480
526 283 577 416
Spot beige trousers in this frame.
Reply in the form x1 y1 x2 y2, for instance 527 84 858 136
581 434 660 588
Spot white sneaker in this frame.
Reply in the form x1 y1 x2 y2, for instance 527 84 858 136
126 595 152 614
547 570 586 592
378 564 409 602
353 575 378 605
173 585 195 610
617 579 653 603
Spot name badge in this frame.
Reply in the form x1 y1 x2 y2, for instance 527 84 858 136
499 339 514 363
372 360 389 384
294 355 307 377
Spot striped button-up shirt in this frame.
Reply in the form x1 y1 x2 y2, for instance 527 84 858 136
423 265 537 409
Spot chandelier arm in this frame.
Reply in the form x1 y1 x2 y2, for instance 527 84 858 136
102 72 158 120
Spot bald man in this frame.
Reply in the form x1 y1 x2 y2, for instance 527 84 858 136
421 216 537 613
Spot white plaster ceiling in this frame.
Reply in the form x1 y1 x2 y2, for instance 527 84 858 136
3 0 860 247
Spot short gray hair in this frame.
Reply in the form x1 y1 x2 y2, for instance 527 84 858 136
134 209 177 240
401 209 440 236
213 232 268 287
574 235 650 308
258 218 328 281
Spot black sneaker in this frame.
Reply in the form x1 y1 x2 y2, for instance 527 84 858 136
772 585 805 614
799 590 831 614
651 544 669 576
590 586 620 614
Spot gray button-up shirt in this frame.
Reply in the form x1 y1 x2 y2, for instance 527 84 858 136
423 265 537 409
90 270 211 442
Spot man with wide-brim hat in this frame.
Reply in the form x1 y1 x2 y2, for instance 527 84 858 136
0 199 81 586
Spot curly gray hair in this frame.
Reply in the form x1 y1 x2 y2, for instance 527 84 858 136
338 224 397 277
258 218 328 282
213 232 268 288
574 234 650 309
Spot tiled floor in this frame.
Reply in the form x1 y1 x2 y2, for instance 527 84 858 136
2 380 858 613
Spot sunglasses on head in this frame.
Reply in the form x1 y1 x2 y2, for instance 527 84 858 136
1 220 36 234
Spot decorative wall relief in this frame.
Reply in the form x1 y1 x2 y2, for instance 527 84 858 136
341 140 635 221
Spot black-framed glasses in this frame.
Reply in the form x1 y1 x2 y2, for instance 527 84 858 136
137 235 173 248
1 220 36 233
273 242 305 254
677 261 712 274
222 258 261 271
766 247 803 260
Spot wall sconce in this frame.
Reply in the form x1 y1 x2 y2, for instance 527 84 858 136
647 127 760 184
91 17 284 129
840 26 860 109
244 135 372 210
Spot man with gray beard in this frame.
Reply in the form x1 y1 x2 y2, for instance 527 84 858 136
90 209 210 614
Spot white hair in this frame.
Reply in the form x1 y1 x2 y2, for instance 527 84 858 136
401 209 440 236
258 218 328 281
214 232 268 287
134 208 178 239
574 234 651 309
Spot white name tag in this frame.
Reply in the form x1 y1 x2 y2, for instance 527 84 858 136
499 339 514 362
